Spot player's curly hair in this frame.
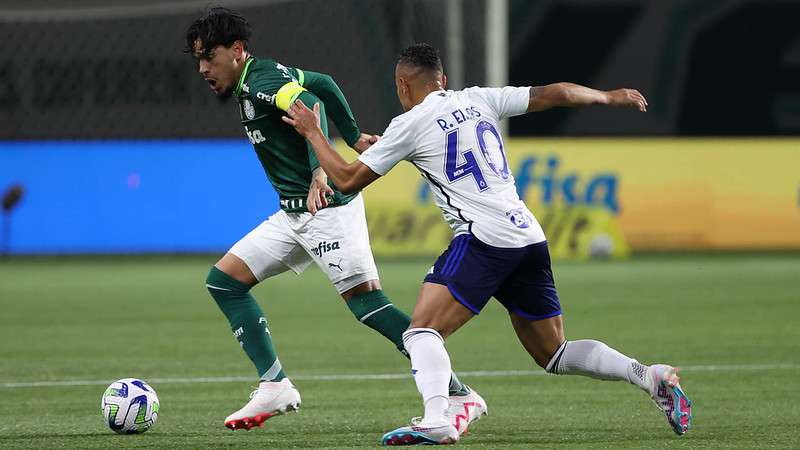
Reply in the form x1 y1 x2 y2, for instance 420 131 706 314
184 6 252 57
398 43 443 74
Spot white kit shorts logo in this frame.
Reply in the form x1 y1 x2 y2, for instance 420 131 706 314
312 241 340 258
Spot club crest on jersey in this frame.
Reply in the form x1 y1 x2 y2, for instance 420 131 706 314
242 99 256 120
312 241 340 257
506 207 532 229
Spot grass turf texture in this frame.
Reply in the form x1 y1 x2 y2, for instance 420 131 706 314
0 254 798 449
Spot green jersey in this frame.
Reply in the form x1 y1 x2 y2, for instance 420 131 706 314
233 57 360 212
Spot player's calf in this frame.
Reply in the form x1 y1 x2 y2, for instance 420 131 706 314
545 340 693 435
206 266 286 381
346 289 471 396
346 289 411 354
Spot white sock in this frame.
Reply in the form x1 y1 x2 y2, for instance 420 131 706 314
403 328 451 425
545 340 649 391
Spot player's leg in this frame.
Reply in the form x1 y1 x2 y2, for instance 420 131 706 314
306 196 412 358
300 194 471 396
208 212 311 429
340 279 410 358
405 282 475 419
341 280 470 397
499 240 692 435
510 313 647 385
209 253 285 382
383 235 509 445
382 283 473 445
510 314 692 435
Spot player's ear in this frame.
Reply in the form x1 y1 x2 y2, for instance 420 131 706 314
441 73 447 90
400 78 409 96
233 41 244 60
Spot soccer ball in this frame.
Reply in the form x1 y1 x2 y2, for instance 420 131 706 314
100 378 160 434
589 233 614 259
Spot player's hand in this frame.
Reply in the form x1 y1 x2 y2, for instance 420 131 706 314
307 167 334 215
353 133 379 153
606 88 648 112
282 100 321 138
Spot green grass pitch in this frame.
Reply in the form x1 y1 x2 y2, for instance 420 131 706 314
1 254 798 449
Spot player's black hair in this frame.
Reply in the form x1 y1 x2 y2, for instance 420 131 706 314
398 43 443 74
184 6 252 58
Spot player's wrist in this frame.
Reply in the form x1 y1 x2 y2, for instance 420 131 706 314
311 166 326 179
308 128 326 144
344 129 361 148
600 90 614 105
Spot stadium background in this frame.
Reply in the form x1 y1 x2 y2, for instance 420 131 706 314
1 1 799 449
1 0 798 255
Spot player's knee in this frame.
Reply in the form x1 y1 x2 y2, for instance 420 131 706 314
205 265 250 295
409 317 452 339
409 309 471 339
205 266 217 286
345 289 391 322
340 279 382 301
408 316 434 329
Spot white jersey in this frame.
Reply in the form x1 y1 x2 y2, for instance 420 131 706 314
358 86 545 248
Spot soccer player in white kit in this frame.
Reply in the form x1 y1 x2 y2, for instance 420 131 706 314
283 43 692 445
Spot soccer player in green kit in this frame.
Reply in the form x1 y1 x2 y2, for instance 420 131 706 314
184 7 486 432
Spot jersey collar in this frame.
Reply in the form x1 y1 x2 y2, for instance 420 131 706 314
234 57 254 96
424 89 448 103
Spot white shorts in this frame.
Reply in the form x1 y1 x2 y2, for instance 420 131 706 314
229 193 379 294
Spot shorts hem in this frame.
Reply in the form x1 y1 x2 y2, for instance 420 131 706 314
333 271 379 294
509 308 562 321
228 247 302 282
448 285 481 315
424 279 481 315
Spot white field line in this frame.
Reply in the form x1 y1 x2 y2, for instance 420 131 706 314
1 363 798 389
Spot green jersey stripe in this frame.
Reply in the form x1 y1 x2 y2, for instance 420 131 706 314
235 57 254 96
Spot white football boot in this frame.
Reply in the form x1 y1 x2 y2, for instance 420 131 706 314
647 364 692 435
224 378 301 430
381 418 459 446
446 386 488 435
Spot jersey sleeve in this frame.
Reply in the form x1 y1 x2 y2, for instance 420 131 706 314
298 70 362 147
289 67 305 85
357 115 415 176
473 86 530 120
296 90 329 172
248 62 308 111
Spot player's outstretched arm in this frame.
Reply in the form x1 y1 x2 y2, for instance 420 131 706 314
301 70 378 153
283 99 380 194
527 82 647 113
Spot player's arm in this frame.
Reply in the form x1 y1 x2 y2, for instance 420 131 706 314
527 82 647 112
282 100 380 195
294 91 335 213
298 69 377 153
273 82 337 210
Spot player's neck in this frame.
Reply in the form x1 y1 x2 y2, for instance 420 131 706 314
234 52 252 80
411 85 444 107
